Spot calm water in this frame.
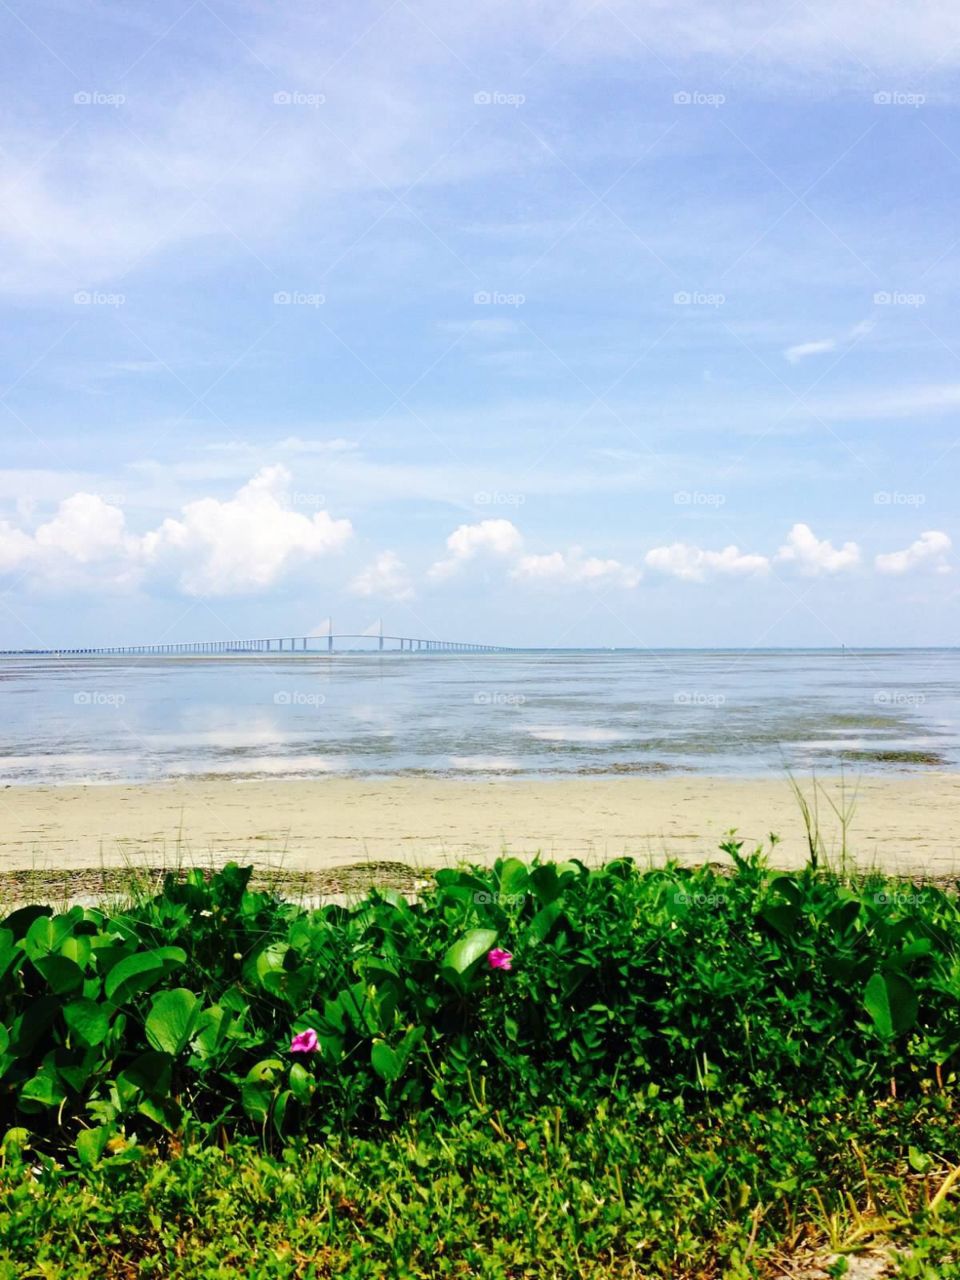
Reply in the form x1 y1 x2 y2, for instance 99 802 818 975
0 649 957 784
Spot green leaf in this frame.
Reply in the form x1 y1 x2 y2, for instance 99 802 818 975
23 914 72 959
527 901 563 945
288 1061 314 1104
116 1052 173 1107
371 1040 401 1082
760 903 801 938
76 1126 112 1167
104 947 186 1004
864 971 918 1039
64 999 111 1048
498 857 529 898
33 954 85 996
242 1058 284 1124
442 929 498 976
145 989 200 1056
19 1063 66 1110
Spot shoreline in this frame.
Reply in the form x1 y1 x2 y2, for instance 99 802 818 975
0 773 958 876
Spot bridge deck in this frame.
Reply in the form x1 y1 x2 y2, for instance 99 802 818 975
0 634 515 657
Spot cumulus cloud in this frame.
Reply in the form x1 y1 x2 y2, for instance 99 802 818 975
776 523 860 575
142 466 352 596
428 519 523 580
512 549 641 589
0 467 352 597
34 494 134 563
644 542 770 582
349 551 414 600
875 530 952 575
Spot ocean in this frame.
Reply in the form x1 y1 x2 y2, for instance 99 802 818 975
0 648 956 784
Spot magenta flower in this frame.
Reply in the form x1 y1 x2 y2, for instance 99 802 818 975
290 1027 319 1054
487 947 513 971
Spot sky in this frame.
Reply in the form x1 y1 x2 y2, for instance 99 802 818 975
1 0 959 648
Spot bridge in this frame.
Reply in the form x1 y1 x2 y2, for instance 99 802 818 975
0 630 516 657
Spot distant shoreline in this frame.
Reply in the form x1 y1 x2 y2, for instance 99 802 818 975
1 773 958 876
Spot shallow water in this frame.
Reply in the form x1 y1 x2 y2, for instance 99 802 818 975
0 648 957 783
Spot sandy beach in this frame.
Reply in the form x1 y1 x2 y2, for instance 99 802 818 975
0 773 958 877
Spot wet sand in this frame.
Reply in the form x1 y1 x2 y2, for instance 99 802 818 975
0 773 958 877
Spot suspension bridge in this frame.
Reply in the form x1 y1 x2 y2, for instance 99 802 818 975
0 623 517 657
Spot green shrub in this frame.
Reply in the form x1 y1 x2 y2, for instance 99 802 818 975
2 846 959 1159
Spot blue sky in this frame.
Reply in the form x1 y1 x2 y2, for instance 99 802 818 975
1 0 959 647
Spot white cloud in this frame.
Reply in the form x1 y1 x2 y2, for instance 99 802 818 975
875 530 952 575
0 521 36 574
143 466 352 596
776 523 860 574
33 494 134 563
785 338 837 364
644 542 769 582
512 549 641 588
349 551 414 600
429 519 523 580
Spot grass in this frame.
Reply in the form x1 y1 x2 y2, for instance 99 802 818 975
4 835 960 1276
4 1091 960 1277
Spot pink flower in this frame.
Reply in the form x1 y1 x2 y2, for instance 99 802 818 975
290 1027 319 1054
487 948 513 971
